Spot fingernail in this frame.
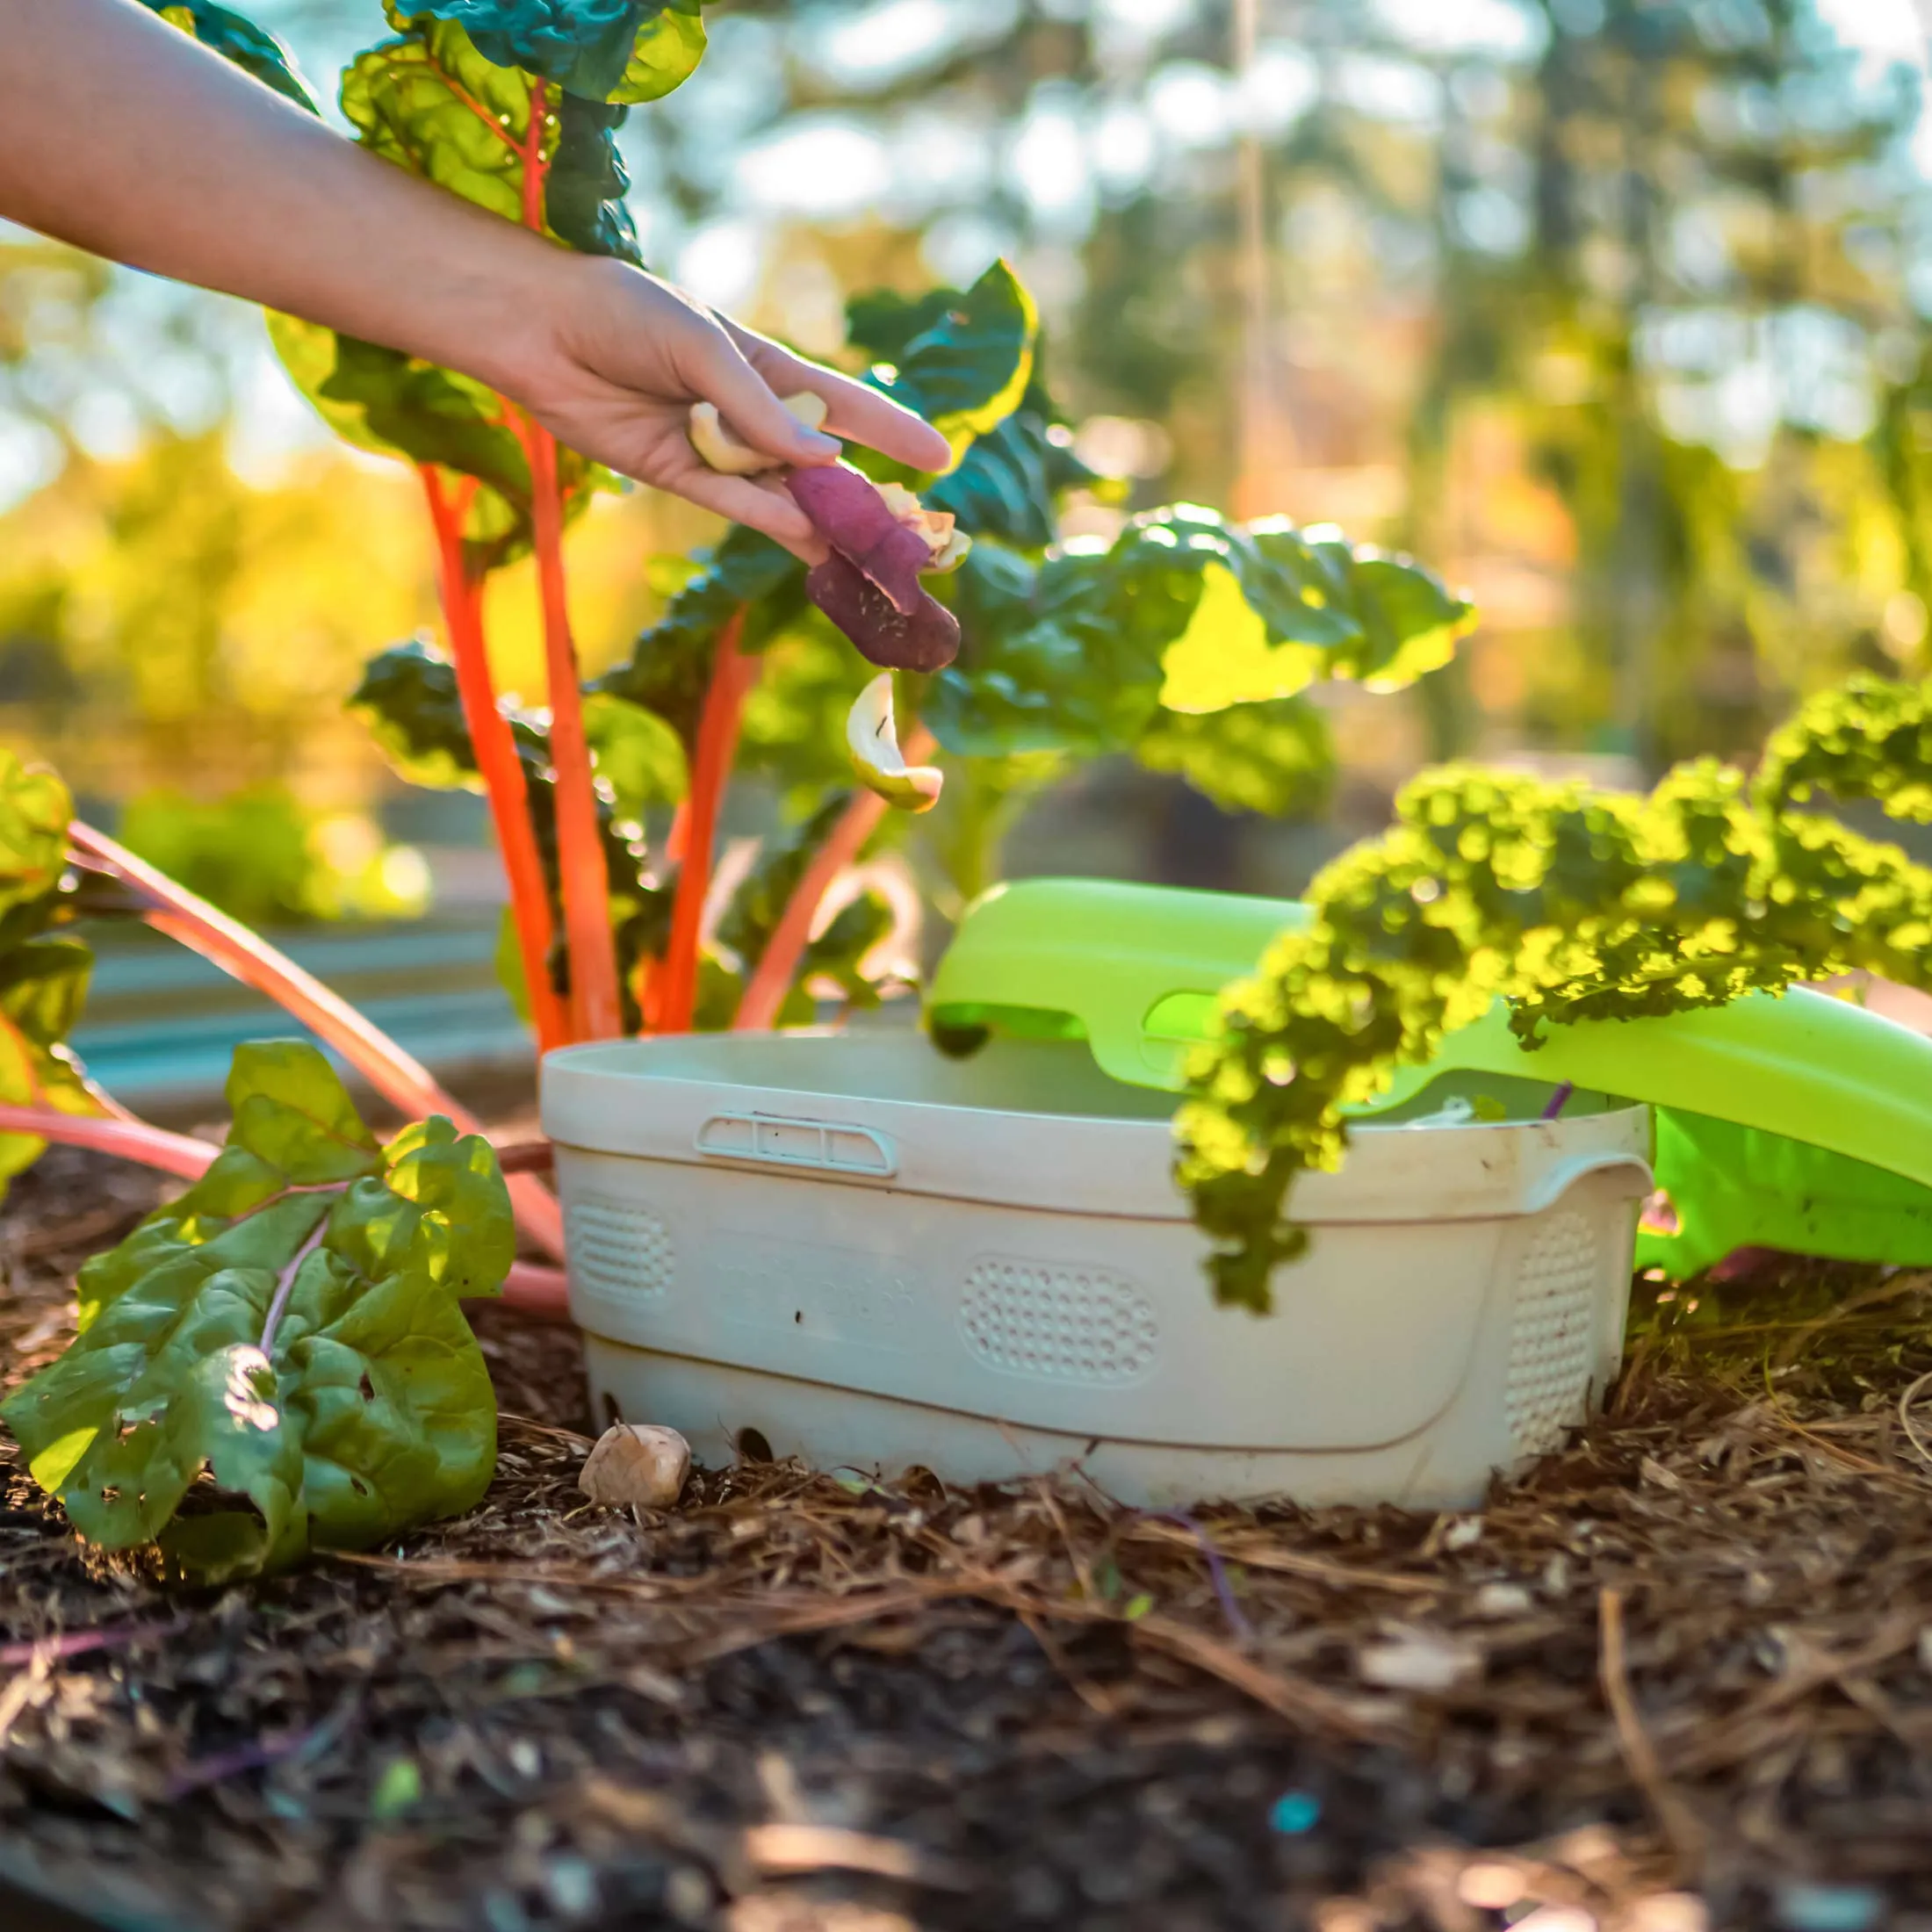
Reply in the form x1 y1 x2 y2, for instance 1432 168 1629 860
797 429 842 458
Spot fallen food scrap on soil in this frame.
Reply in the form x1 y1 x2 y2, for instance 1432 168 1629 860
3 1148 1931 1931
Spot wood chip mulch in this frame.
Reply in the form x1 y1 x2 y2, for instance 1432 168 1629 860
4 1147 1932 1932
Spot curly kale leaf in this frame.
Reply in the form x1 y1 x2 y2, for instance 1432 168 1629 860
1176 729 1932 1315
1755 673 1932 823
0 1041 512 1582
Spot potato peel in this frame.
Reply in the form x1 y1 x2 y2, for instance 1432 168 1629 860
847 673 942 813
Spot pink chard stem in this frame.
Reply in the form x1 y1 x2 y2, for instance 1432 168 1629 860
65 822 567 1264
733 724 937 1033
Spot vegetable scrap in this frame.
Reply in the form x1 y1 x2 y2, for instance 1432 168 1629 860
845 674 943 815
577 1421 691 1510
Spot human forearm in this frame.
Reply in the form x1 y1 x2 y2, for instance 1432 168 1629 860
0 0 557 394
0 0 949 537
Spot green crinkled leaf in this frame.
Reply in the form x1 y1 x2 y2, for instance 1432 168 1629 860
595 527 806 749
927 408 1096 551
398 0 704 105
346 18 551 227
224 1039 385 1186
1135 698 1335 819
152 1 319 112
352 641 663 1029
715 794 851 972
798 890 898 1012
1755 673 1932 822
608 0 706 104
584 692 688 820
0 753 102 1187
271 320 531 508
858 263 1038 468
269 312 566 577
0 751 73 919
924 508 1471 761
1173 691 1932 1313
546 93 642 263
264 14 621 554
0 1042 511 1582
350 637 487 794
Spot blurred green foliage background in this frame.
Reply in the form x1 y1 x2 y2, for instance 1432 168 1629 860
5 0 1932 915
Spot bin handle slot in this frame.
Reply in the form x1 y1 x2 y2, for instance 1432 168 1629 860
695 1111 898 1179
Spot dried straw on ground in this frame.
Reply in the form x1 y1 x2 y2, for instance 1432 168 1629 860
3 1147 1930 1931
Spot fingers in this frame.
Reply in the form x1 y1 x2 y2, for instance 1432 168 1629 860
663 463 828 564
727 321 955 476
679 319 844 469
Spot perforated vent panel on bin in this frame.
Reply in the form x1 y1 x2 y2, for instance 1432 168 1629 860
566 1197 674 1306
958 1259 1158 1386
1505 1210 1598 1458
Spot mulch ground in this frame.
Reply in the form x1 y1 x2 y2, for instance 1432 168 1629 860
4 1149 1932 1932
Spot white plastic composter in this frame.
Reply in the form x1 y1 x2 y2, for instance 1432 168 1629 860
541 1031 1653 1509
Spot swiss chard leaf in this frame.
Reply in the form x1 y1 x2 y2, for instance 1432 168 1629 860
714 793 852 971
0 1042 511 1582
352 641 665 1027
151 2 319 112
270 12 623 551
0 753 101 1184
927 407 1096 551
594 526 807 749
922 509 1473 760
399 0 705 105
347 16 550 227
547 93 643 263
856 263 1039 466
583 691 688 820
1135 698 1335 819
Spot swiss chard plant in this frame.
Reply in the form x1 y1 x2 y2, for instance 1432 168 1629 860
1 1040 512 1582
350 250 1476 1034
0 0 1472 1579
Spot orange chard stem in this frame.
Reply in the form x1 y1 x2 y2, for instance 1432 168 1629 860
732 725 937 1033
523 422 623 1041
65 822 567 1264
657 616 757 1035
420 466 571 1056
508 76 623 1041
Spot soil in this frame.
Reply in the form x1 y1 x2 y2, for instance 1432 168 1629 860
4 1146 1932 1932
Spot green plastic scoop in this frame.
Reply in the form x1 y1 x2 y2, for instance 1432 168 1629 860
926 877 1932 1277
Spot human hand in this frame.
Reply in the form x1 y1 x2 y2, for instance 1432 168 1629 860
494 255 953 559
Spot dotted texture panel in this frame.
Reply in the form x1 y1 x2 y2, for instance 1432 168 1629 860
958 1259 1159 1386
1505 1210 1598 1459
566 1197 674 1306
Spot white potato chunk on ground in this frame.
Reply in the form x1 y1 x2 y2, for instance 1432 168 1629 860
687 393 829 475
578 1423 692 1509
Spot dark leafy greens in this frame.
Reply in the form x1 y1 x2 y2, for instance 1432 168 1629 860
1 1041 512 1582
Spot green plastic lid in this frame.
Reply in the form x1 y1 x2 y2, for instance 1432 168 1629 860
926 878 1311 1087
927 876 1932 1276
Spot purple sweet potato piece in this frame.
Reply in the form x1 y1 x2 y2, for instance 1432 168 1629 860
805 554 961 672
787 464 934 615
